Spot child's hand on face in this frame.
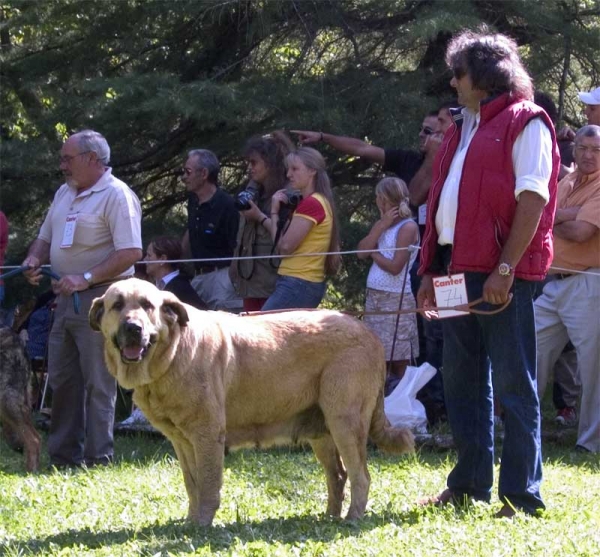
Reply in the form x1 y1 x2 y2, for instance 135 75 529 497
379 206 399 228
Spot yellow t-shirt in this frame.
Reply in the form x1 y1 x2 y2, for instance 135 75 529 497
278 193 333 283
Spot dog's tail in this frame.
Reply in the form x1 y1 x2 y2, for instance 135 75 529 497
369 390 415 454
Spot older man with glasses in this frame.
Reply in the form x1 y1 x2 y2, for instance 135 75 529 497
181 149 241 311
534 124 600 454
22 129 142 469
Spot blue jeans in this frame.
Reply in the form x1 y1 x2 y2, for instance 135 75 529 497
262 275 326 311
441 272 544 514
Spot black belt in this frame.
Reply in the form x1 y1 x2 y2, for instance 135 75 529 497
194 266 224 276
554 273 574 280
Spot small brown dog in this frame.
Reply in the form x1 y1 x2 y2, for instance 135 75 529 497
90 279 414 525
0 326 41 472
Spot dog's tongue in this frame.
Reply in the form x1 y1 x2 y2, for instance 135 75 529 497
122 345 144 360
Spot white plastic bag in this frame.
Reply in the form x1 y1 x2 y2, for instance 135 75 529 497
384 362 437 434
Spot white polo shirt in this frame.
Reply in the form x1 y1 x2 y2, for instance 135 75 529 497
38 168 142 278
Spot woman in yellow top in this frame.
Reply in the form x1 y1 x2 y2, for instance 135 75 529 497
244 147 340 310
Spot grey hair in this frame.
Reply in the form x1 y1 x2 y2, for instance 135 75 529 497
574 124 600 143
75 130 111 164
188 149 220 183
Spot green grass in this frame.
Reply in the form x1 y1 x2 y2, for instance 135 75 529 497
1 427 599 557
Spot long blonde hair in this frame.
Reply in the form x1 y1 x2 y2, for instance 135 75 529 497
375 177 412 219
285 147 341 276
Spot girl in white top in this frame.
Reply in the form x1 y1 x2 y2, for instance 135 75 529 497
357 177 420 389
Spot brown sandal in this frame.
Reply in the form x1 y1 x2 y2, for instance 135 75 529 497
418 488 457 507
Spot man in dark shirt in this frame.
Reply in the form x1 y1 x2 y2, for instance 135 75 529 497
292 112 438 187
181 149 241 311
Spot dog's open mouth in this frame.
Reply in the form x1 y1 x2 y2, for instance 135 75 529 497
113 333 157 364
120 343 150 363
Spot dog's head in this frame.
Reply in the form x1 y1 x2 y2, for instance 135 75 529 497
90 278 189 388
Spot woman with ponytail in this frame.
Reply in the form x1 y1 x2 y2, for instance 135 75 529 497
357 177 419 391
247 146 341 310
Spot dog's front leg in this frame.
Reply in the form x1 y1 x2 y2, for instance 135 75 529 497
171 439 201 519
186 423 226 526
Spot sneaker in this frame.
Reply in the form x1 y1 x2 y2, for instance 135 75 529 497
555 406 577 427
118 407 149 426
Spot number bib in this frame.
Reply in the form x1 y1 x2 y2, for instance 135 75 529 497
433 273 469 318
60 213 78 248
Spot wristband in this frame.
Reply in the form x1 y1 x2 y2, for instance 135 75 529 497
319 132 324 142
260 216 268 226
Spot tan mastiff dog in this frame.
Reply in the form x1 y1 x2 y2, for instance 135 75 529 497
90 278 413 525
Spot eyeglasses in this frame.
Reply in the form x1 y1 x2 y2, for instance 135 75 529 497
181 167 203 176
574 145 600 155
59 150 92 164
452 67 466 80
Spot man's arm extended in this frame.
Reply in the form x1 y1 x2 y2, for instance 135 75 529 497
292 130 385 164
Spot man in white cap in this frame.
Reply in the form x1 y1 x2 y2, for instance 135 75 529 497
559 86 600 140
578 86 600 126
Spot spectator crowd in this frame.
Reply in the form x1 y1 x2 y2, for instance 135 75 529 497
1 25 598 519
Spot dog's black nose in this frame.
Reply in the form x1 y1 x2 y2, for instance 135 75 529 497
124 321 143 335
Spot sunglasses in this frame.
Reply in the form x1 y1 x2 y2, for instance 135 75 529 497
452 66 466 80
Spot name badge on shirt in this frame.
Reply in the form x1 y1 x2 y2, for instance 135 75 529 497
418 204 427 225
61 213 78 248
432 273 469 318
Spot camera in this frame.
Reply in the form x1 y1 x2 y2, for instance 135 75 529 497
235 185 260 211
282 190 303 209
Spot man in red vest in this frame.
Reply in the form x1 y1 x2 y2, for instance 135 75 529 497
417 27 560 517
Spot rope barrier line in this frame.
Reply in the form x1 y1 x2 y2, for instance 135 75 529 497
0 246 421 271
2 245 599 278
241 296 513 318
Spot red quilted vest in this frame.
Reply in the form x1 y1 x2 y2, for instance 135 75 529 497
419 93 560 281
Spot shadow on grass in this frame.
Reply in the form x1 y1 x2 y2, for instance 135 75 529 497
11 508 424 555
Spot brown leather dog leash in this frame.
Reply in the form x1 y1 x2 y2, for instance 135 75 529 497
241 295 513 318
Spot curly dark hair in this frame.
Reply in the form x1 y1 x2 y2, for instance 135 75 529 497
242 130 295 196
446 26 533 101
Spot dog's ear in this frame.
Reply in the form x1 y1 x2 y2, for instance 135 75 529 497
160 291 189 327
89 296 105 331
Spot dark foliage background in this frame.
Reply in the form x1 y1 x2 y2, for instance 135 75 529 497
1 0 599 307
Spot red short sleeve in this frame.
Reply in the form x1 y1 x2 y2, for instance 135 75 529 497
296 195 326 224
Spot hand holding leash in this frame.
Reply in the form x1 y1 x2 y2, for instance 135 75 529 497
0 266 81 314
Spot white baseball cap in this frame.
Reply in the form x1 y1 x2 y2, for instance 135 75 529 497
578 87 600 105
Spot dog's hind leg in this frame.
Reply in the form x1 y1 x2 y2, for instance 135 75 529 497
325 413 370 521
319 357 375 521
309 435 347 517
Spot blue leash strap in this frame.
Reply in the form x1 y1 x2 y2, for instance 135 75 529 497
0 266 81 314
